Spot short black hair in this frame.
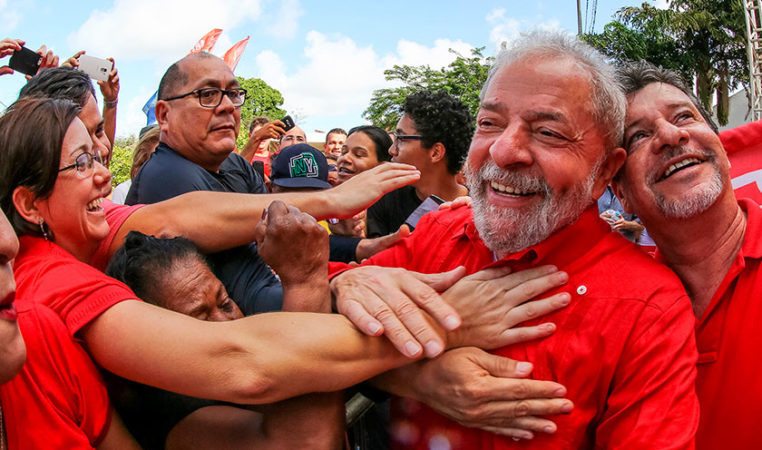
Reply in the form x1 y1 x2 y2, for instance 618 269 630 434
106 231 209 307
157 52 217 100
19 67 96 107
325 128 347 142
401 91 473 174
348 125 392 162
617 60 718 134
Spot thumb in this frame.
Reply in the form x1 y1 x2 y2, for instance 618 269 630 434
0 66 13 76
472 350 534 378
411 265 467 292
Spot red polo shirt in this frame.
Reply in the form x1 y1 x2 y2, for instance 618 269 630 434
662 198 762 449
345 206 699 449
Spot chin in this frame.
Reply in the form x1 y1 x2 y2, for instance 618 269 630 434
0 324 26 384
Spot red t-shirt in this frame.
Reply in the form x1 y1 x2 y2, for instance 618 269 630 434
13 236 138 336
336 206 699 449
659 198 762 449
89 199 143 272
0 302 112 449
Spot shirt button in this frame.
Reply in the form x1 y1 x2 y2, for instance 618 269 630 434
576 285 587 295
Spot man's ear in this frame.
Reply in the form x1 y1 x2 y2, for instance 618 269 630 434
429 142 446 164
611 178 633 215
592 147 627 200
155 100 171 134
12 186 43 224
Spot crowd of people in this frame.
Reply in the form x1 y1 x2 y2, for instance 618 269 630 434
0 29 759 450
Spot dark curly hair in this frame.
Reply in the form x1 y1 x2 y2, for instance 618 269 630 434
401 91 473 174
106 231 209 307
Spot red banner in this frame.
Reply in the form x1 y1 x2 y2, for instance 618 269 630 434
189 28 223 54
719 120 762 204
223 36 250 71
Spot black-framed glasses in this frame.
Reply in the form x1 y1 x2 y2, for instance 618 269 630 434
392 132 423 149
163 87 247 108
58 151 104 178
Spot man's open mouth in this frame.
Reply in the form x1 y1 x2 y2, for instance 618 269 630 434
658 157 703 182
490 180 535 196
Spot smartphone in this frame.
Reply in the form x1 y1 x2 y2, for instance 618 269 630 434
280 115 295 132
77 54 113 82
404 195 445 230
8 46 42 76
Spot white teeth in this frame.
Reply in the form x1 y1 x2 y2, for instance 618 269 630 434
86 198 103 211
664 158 701 178
490 181 531 196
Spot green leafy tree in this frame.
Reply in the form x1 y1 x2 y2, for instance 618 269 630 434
363 48 493 129
583 0 747 125
236 76 287 149
110 136 136 187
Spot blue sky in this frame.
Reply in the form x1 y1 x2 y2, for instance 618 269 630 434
0 0 667 141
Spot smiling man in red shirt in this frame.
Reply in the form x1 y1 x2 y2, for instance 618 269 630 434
612 61 762 450
331 32 699 448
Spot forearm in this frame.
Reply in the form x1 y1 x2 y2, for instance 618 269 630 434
103 104 117 151
83 300 422 404
257 392 345 450
282 275 331 313
239 138 260 162
111 191 338 257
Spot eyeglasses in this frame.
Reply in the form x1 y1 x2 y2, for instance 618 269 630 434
162 87 247 108
392 132 423 150
58 151 104 178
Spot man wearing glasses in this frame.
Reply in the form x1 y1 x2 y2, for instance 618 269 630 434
126 52 284 314
366 91 471 238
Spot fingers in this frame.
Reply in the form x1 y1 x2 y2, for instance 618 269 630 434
0 66 12 76
490 266 569 308
413 265 466 291
438 196 472 211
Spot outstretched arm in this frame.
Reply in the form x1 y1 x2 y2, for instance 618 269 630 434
107 163 420 259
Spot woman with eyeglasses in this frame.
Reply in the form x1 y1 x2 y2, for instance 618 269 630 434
0 97 454 449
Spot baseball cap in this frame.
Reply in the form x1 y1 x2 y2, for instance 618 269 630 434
270 143 332 189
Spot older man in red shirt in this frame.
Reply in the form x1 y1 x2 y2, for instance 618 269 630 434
331 32 699 449
612 61 762 450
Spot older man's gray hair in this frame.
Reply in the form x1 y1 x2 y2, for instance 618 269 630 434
481 31 625 151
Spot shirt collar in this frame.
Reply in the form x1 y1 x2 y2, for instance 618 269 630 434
459 205 610 268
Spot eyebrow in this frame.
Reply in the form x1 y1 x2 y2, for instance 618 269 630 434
67 143 90 159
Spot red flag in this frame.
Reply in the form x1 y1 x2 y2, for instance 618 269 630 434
719 120 762 203
223 36 250 71
189 28 223 55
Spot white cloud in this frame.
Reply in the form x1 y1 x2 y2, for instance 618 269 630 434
253 32 476 139
67 0 263 63
0 0 19 32
486 8 561 50
264 0 304 40
653 0 670 9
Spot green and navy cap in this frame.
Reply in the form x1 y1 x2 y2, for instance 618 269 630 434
271 143 331 189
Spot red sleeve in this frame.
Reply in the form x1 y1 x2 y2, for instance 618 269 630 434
595 294 699 449
15 239 139 337
0 303 112 449
89 199 144 271
328 211 444 279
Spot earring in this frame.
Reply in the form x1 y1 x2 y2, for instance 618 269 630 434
38 218 49 241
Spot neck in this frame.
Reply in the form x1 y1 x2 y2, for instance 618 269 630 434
414 168 467 202
645 191 745 317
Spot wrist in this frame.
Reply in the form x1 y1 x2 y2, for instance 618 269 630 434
104 98 118 109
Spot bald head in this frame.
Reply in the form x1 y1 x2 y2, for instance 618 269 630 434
279 125 307 150
158 52 221 100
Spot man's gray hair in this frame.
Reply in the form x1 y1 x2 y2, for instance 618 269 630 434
481 31 625 151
